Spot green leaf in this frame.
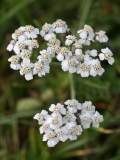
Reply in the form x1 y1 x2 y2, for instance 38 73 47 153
16 98 41 112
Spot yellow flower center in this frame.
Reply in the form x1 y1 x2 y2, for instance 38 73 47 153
68 60 76 67
35 62 43 72
105 52 110 59
15 29 22 37
25 25 34 32
18 43 25 49
61 47 68 56
86 105 92 110
30 39 38 48
10 40 16 45
94 117 99 123
74 42 82 48
47 132 55 139
52 45 60 52
76 54 84 61
49 38 57 45
43 23 51 32
52 118 58 124
71 126 78 132
56 19 63 27
84 26 91 32
80 64 87 71
93 64 101 70
11 56 19 64
22 66 31 74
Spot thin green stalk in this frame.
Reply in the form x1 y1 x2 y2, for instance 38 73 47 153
69 73 76 99
79 0 93 29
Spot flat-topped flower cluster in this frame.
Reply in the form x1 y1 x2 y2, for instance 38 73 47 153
33 99 103 147
7 19 114 80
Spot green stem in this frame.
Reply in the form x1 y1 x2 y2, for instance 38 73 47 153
69 73 76 99
79 0 93 29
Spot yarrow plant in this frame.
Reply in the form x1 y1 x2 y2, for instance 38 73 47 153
7 19 114 147
33 100 103 147
7 19 114 80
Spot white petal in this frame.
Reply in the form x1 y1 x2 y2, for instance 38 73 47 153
40 30 45 37
80 31 87 39
30 32 37 38
34 28 39 34
99 53 104 61
56 54 64 61
91 50 97 57
108 57 115 65
75 49 82 54
7 44 13 51
25 72 33 81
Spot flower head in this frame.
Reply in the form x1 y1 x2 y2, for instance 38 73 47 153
96 30 108 43
52 19 68 33
99 48 114 65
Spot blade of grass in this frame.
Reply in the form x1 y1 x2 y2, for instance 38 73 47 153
0 0 35 26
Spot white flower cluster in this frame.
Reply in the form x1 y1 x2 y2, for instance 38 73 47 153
7 20 69 80
33 99 103 147
7 20 114 80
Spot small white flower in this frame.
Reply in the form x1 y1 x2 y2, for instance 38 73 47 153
39 124 51 134
47 45 61 57
38 49 52 64
47 34 60 46
90 59 105 77
13 41 26 54
49 103 66 115
20 49 32 63
65 35 76 46
75 52 84 62
80 112 92 129
56 47 72 61
73 40 82 49
26 39 39 50
66 122 82 140
77 25 95 40
85 49 97 57
46 114 62 129
7 40 16 51
99 47 114 65
12 28 27 41
65 99 81 113
33 61 50 77
92 111 103 128
77 62 90 77
63 112 76 124
55 126 68 142
73 40 83 54
8 55 21 70
96 30 108 43
81 101 95 115
44 32 55 41
52 19 68 33
78 38 94 46
23 25 39 39
61 56 79 73
33 110 49 125
43 131 59 147
20 59 34 81
40 23 53 37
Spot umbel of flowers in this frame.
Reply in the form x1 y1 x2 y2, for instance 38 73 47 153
33 100 103 147
7 19 113 147
7 19 114 81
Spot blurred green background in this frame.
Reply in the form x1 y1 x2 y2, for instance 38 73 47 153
0 0 120 159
